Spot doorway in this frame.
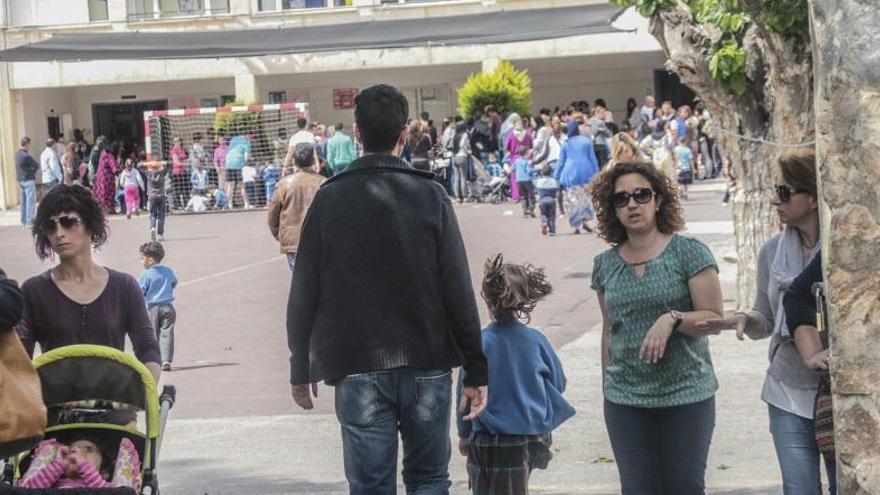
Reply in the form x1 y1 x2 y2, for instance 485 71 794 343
92 100 168 154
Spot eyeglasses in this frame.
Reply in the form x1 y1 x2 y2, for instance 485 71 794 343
42 215 81 234
774 184 809 203
611 187 656 208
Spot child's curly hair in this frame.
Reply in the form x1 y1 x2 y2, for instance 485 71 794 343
481 254 553 323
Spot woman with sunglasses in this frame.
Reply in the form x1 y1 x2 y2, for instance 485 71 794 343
15 185 162 382
590 162 724 494
696 151 833 494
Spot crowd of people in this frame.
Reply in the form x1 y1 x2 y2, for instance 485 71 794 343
3 84 833 495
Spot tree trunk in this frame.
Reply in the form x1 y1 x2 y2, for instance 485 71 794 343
648 3 813 308
810 1 880 491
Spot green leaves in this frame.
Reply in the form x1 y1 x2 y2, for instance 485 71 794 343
457 61 532 118
709 39 748 95
610 0 676 17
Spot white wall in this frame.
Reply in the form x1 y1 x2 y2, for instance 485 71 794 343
20 88 78 154
258 63 478 125
8 0 91 27
518 51 665 120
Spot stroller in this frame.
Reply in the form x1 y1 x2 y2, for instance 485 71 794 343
482 171 512 204
2 345 176 495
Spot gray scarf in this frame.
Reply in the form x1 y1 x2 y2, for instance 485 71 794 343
766 226 821 387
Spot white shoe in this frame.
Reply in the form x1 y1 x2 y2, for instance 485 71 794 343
150 228 157 242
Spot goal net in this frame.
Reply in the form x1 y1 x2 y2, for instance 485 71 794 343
144 102 310 210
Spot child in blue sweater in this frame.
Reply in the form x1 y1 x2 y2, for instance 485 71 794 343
138 241 178 371
457 254 575 495
513 147 536 218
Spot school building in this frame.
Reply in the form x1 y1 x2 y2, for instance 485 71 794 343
0 0 678 209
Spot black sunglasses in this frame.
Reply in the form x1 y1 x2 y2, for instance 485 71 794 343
42 215 81 234
611 187 656 208
774 184 809 203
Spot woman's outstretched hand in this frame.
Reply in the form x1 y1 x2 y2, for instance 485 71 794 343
695 313 748 340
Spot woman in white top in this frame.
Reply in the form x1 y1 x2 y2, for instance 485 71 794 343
697 150 833 495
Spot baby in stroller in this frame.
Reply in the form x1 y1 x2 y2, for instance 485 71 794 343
18 435 139 490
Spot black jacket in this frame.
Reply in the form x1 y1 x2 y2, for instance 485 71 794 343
287 154 488 387
0 268 24 331
15 149 39 182
784 252 823 337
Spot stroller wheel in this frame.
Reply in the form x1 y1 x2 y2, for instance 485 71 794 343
491 195 500 204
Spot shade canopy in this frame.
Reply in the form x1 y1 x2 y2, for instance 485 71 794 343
0 4 624 62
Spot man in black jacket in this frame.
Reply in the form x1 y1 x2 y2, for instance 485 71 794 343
287 84 488 493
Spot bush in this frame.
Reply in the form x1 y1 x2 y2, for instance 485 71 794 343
457 60 532 118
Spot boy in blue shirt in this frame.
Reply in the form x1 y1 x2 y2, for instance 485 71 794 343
513 147 535 218
674 136 694 199
138 241 178 371
457 254 575 494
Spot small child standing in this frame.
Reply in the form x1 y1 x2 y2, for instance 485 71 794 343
241 161 258 208
118 159 144 219
533 172 560 236
457 255 575 495
674 135 694 199
145 160 170 241
263 162 281 203
513 147 535 218
138 241 178 372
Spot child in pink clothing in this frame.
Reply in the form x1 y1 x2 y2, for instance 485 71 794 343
18 436 140 490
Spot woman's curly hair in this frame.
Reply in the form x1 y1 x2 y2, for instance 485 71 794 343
481 254 553 324
589 161 685 246
32 184 109 260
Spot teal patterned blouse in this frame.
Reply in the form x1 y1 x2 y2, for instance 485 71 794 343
591 234 719 408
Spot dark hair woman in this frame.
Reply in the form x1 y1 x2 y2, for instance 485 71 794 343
589 162 724 493
407 121 432 172
695 150 833 493
15 185 161 381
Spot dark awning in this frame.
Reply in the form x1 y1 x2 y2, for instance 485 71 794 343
0 4 624 62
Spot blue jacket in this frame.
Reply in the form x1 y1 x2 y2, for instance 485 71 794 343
513 157 533 183
138 265 177 306
554 122 599 188
457 321 575 437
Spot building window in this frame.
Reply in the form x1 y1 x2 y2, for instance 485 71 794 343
89 0 110 21
259 0 354 11
129 0 230 19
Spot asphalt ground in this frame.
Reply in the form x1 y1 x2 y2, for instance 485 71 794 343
0 179 802 494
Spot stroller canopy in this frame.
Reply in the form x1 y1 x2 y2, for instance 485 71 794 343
33 345 160 438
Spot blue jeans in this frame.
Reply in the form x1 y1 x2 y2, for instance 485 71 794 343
286 252 297 272
604 397 715 495
335 368 452 494
769 404 837 495
18 180 36 226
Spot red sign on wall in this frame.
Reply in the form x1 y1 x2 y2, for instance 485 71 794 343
333 88 358 110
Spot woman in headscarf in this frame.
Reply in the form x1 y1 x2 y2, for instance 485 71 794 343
553 120 599 234
92 141 120 213
503 114 532 203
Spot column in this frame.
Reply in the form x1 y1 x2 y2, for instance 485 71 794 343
0 74 20 209
234 74 261 104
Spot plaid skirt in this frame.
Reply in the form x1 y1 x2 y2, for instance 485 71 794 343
466 432 553 495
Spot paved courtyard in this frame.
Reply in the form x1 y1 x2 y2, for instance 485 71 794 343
0 179 794 494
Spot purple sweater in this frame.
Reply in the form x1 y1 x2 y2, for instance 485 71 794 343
16 269 161 364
